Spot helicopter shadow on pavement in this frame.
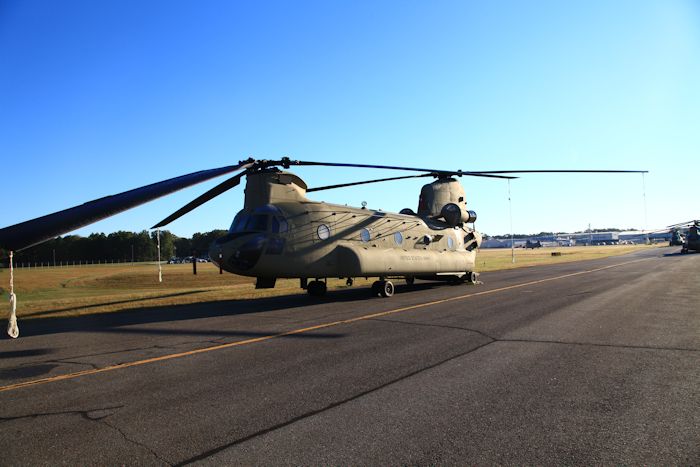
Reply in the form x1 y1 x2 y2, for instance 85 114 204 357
8 282 441 340
662 250 695 257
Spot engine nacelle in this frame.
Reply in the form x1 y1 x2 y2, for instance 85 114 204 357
418 178 475 226
440 203 477 226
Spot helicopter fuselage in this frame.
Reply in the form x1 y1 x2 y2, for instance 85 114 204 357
210 200 481 282
207 169 481 290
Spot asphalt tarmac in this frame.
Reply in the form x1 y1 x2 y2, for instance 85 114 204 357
0 247 697 465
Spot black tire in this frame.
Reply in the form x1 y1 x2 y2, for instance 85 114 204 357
405 276 415 286
371 281 382 296
380 280 394 297
308 280 327 297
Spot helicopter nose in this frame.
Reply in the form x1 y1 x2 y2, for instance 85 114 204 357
210 233 267 272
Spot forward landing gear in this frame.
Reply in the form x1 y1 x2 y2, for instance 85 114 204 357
307 280 327 297
371 280 394 297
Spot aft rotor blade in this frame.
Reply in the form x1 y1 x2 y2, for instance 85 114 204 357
152 170 248 228
307 174 435 192
0 162 253 251
470 169 649 174
667 220 699 228
293 161 516 179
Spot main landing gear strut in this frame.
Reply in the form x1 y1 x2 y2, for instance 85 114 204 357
305 271 480 299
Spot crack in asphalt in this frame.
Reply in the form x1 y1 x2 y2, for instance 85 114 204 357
173 338 496 466
3 339 222 373
500 338 700 353
370 317 498 340
101 418 173 466
373 317 700 353
0 404 124 423
51 359 100 370
0 404 171 465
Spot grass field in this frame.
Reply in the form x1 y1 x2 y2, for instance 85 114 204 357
0 244 660 320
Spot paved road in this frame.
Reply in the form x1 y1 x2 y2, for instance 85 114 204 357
0 247 698 465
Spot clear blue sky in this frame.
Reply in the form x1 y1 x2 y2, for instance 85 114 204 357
1 0 698 237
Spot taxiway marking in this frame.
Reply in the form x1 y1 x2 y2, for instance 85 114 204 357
0 257 650 393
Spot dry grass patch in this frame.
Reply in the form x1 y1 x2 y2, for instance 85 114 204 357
0 244 659 320
474 244 659 272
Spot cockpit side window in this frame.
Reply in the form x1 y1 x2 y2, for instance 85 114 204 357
271 217 289 233
229 214 249 233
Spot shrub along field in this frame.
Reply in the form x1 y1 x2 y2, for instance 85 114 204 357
0 244 660 320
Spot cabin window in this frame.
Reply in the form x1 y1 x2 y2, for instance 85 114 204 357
394 232 403 246
360 228 371 242
317 224 331 240
447 237 455 250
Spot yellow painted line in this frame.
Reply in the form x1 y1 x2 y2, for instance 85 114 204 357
0 257 650 393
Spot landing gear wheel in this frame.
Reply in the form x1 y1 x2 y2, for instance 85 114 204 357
466 271 479 284
370 280 394 297
307 280 327 297
405 276 415 286
380 280 394 297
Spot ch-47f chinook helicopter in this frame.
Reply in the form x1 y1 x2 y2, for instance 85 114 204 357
668 220 700 253
0 158 647 300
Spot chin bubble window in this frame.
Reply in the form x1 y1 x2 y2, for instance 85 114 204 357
317 224 330 240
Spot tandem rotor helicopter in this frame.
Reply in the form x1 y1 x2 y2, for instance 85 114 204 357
667 220 700 253
1 158 647 302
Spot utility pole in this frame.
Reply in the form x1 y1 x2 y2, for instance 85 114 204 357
508 180 515 263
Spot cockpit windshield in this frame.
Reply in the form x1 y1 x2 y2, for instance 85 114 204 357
229 205 288 234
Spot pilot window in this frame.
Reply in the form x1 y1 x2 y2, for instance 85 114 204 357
229 207 289 234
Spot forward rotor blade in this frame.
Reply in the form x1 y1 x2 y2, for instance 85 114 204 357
307 174 435 192
293 161 516 179
152 170 248 228
0 162 252 251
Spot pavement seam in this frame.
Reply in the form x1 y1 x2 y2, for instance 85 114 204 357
0 257 652 394
172 338 496 466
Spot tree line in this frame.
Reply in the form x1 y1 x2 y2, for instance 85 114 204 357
0 230 228 265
